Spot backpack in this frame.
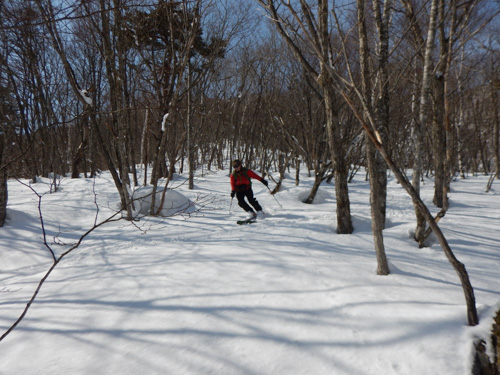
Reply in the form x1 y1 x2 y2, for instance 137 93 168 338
232 167 252 190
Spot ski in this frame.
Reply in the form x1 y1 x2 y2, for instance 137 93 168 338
237 218 257 225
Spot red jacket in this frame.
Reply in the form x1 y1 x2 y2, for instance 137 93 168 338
230 168 263 191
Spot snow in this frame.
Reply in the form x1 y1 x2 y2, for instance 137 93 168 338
79 89 93 105
132 185 196 218
162 113 169 131
1 167 499 375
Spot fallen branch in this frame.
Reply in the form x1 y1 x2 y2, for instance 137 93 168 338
0 179 122 342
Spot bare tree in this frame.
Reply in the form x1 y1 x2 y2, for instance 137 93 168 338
121 1 224 214
400 0 440 247
400 0 498 244
257 0 354 234
30 0 139 220
355 0 391 275
487 77 500 191
0 0 8 227
434 0 490 207
0 121 6 227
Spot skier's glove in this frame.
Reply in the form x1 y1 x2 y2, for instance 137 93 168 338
231 190 236 198
262 179 269 187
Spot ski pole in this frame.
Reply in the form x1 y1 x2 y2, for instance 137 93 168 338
229 197 233 213
267 186 282 208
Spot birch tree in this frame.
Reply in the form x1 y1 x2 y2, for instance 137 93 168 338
400 0 440 246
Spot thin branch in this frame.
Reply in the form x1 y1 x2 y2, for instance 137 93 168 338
0 179 123 342
17 179 56 262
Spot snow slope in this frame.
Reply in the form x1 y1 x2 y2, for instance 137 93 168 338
1 167 499 375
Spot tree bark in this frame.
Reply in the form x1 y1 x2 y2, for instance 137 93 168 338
356 0 390 274
319 0 353 234
413 0 440 247
432 71 446 208
304 161 330 204
491 78 500 186
187 63 195 190
433 0 456 208
0 131 7 227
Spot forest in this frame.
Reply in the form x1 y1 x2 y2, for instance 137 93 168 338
0 0 499 326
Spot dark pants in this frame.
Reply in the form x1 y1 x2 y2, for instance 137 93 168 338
236 188 262 213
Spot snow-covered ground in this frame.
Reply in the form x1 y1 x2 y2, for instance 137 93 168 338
1 166 499 375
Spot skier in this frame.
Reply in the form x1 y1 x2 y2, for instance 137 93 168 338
230 159 268 219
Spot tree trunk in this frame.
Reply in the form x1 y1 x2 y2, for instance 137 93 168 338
319 0 353 234
187 64 195 190
0 131 7 227
413 0 440 247
295 157 300 186
367 141 390 274
433 0 454 208
432 72 446 208
357 0 390 275
141 108 149 186
304 161 330 204
491 78 500 184
324 85 353 234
